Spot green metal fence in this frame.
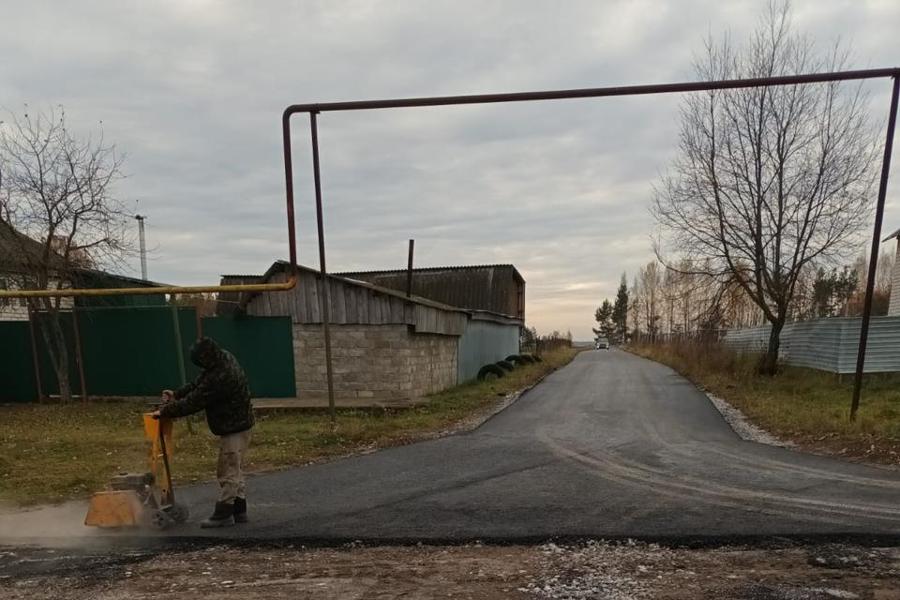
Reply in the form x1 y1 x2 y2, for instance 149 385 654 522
0 321 39 403
202 315 296 398
74 307 199 397
0 307 295 402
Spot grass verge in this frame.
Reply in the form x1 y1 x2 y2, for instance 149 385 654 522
0 347 578 507
628 341 900 466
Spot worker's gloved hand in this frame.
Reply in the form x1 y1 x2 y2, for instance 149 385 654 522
150 410 161 420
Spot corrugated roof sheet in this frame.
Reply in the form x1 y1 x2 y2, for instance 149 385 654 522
334 264 524 318
336 264 525 283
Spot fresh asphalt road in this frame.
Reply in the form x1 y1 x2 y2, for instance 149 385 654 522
5 349 900 544
177 349 900 541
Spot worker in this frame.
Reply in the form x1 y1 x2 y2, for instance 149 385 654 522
153 337 255 528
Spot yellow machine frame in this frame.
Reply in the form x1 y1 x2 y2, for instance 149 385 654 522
84 413 182 528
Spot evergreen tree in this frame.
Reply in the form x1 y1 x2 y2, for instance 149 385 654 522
811 267 858 317
612 274 629 343
593 299 615 340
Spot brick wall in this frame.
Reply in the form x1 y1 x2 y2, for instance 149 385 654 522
293 324 458 406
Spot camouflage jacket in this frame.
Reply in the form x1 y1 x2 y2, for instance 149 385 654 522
159 338 255 436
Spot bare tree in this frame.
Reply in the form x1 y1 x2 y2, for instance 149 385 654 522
652 2 879 374
0 107 129 401
636 261 664 340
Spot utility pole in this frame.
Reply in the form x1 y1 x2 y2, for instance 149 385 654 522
406 239 415 297
135 214 148 280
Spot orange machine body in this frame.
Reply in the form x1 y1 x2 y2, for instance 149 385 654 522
84 413 182 529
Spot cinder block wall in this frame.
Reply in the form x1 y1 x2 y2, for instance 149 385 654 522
293 324 458 406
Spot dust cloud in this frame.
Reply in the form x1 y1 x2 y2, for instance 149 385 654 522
0 501 100 545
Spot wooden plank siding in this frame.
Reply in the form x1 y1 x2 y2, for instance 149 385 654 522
245 267 468 336
334 265 525 321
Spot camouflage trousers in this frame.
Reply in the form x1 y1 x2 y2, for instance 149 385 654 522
217 429 251 503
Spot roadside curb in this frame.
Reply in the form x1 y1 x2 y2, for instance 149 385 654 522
700 389 794 448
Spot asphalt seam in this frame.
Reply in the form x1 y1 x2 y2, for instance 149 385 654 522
536 429 895 528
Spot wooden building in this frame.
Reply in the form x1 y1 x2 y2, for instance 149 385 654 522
336 264 525 321
238 261 522 406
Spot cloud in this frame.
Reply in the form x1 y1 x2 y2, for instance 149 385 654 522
0 0 896 339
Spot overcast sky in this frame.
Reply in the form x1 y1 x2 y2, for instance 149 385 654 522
1 0 897 339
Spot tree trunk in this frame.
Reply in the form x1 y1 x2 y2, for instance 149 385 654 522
37 308 74 402
758 318 784 376
55 356 72 403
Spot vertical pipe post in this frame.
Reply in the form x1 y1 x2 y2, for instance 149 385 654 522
135 215 148 280
71 306 89 403
851 76 900 420
406 239 415 298
310 112 336 423
195 307 203 341
281 111 298 272
170 296 193 433
26 305 45 402
170 297 187 385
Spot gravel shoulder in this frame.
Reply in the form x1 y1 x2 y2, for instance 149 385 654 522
2 541 898 599
703 391 794 448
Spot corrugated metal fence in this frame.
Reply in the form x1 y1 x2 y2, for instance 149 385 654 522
456 314 520 383
722 316 900 373
0 307 296 402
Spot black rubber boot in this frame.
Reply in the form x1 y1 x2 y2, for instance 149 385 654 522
200 501 235 528
233 497 248 523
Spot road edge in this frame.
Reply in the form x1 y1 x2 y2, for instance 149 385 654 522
622 346 792 448
701 390 794 448
278 352 579 464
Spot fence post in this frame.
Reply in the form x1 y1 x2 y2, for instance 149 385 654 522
170 300 187 386
26 305 44 402
71 307 89 403
170 298 195 433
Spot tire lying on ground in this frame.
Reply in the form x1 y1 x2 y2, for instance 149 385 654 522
477 363 506 380
496 360 515 372
505 354 525 365
514 354 535 364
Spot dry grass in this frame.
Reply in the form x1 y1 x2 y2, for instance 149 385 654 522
0 348 578 506
629 341 900 465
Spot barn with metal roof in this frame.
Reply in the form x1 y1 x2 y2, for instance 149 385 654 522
230 261 524 406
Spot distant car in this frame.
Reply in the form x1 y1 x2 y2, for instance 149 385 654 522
595 338 610 350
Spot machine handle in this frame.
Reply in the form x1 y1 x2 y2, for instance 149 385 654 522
157 419 175 505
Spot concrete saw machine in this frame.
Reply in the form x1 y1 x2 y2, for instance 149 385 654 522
84 412 189 529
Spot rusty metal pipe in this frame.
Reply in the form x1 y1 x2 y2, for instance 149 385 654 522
9 68 896 301
310 112 337 422
284 68 900 115
406 239 414 298
278 66 899 420
4 109 302 300
282 105 299 273
851 75 900 420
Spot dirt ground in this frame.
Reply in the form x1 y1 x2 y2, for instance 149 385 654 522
2 541 898 600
